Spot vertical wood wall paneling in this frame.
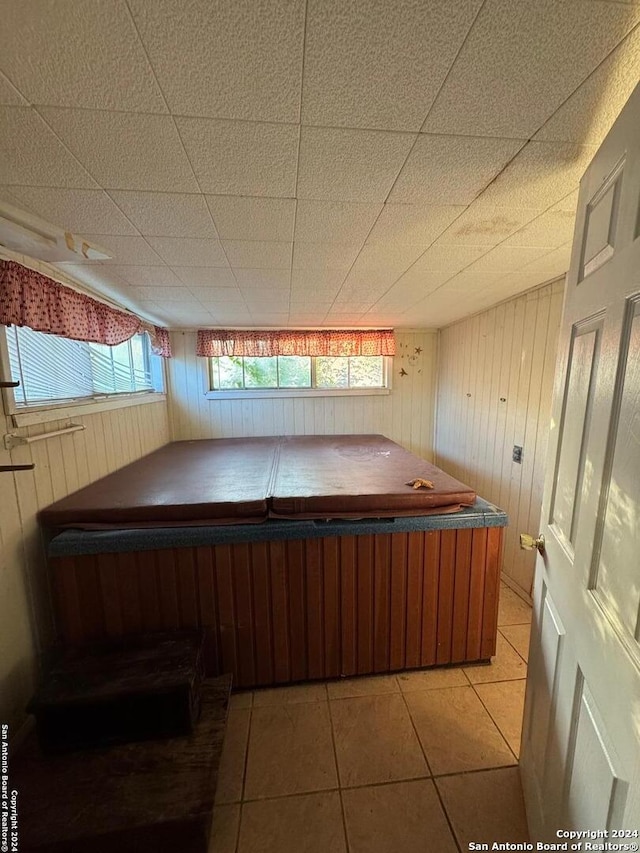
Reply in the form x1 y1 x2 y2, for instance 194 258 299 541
435 280 565 596
1 380 169 733
166 331 438 461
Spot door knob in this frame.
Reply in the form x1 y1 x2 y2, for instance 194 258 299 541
520 533 545 555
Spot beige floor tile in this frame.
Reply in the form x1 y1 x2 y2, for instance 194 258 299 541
474 679 526 758
342 779 458 853
405 686 516 775
397 667 468 692
498 584 533 626
326 674 399 699
238 792 347 853
252 683 328 707
229 691 253 710
436 767 530 847
244 702 338 799
464 633 527 684
215 708 251 805
501 623 531 662
330 693 429 787
210 804 240 853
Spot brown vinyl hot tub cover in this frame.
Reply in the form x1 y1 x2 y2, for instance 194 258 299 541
39 435 476 529
270 435 476 518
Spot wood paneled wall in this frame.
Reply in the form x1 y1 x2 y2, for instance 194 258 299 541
167 331 438 461
0 399 170 735
435 279 565 597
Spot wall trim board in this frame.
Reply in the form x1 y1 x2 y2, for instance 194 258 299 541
435 279 565 597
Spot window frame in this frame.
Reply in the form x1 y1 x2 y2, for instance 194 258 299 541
0 325 166 427
204 354 392 400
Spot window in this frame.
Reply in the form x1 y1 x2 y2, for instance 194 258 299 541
4 325 164 409
209 354 388 394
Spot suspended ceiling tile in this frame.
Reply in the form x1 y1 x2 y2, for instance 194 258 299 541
223 240 292 269
0 0 167 113
549 190 580 213
411 244 488 273
297 126 414 202
132 286 201 302
146 236 230 268
0 186 138 235
172 267 238 288
434 269 507 292
350 242 425 272
302 0 482 131
53 263 133 301
106 265 183 287
292 242 362 270
207 309 252 323
248 312 291 325
366 203 464 246
475 140 598 209
436 204 544 246
109 191 216 239
234 269 292 289
290 268 347 292
206 196 296 242
189 287 246 304
534 25 640 145
389 134 524 205
177 117 298 197
422 0 640 139
129 0 305 122
323 311 366 323
502 209 576 248
467 245 551 273
294 200 382 244
0 107 98 188
39 108 198 192
390 267 452 293
518 243 572 277
289 312 329 325
76 234 162 266
0 72 27 105
247 295 291 311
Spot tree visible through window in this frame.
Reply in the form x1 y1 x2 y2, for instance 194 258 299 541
210 355 386 391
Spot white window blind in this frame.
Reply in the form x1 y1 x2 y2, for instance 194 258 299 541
5 325 163 407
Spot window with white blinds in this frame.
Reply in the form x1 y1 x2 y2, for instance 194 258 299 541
5 325 164 407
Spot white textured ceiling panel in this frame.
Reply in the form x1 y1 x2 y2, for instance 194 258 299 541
78 235 163 266
366 204 464 246
206 197 296 242
129 0 305 123
145 238 229 268
534 24 640 145
39 109 198 192
222 241 292 269
292 242 362 270
478 141 598 209
297 127 415 202
0 186 137 235
0 107 98 188
294 201 382 244
436 205 544 247
0 72 26 106
389 135 524 205
422 0 640 139
104 266 183 288
172 268 238 288
109 191 216 239
177 118 299 197
0 1 167 113
2 2 638 329
302 0 482 131
234 269 292 290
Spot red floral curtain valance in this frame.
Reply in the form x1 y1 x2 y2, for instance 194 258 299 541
0 259 172 357
196 328 396 358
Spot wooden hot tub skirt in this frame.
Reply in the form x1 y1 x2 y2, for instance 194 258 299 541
51 526 503 689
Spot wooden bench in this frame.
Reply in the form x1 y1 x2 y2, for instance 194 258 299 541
12 676 231 853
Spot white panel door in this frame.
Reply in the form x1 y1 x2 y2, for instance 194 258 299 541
520 83 640 839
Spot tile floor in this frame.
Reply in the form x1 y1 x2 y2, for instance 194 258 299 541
211 581 532 853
